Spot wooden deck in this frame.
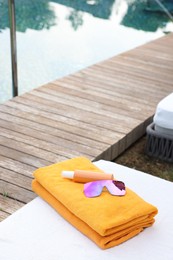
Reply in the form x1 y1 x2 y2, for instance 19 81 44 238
0 33 173 221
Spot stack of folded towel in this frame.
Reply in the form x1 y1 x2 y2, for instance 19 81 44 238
32 157 158 249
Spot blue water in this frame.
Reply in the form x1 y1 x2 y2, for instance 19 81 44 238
0 0 173 103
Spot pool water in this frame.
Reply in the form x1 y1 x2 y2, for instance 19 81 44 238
0 0 173 103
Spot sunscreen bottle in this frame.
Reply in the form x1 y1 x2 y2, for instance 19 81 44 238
61 170 114 183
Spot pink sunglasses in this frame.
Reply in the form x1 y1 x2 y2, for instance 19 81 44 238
84 180 126 198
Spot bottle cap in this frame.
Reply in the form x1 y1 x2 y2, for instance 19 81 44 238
61 171 74 179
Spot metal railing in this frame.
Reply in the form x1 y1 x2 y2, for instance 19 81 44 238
8 0 18 97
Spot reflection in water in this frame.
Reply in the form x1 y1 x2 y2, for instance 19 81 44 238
0 0 56 32
0 0 115 32
147 0 173 12
0 0 173 103
67 10 84 30
54 0 115 19
0 0 172 33
120 0 173 32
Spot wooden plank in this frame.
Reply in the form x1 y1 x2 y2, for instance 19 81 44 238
102 60 173 86
55 73 163 105
33 85 153 120
0 155 36 177
11 96 136 133
113 53 173 72
0 104 120 144
118 54 173 70
0 144 52 168
0 135 66 164
0 117 108 151
0 194 25 215
0 180 36 203
0 209 10 222
1 167 32 189
80 65 171 97
0 125 99 159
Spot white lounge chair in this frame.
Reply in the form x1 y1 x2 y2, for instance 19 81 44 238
0 160 173 260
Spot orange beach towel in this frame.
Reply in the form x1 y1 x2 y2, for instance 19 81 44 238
32 157 158 249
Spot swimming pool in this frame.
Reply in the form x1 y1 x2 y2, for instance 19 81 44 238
0 0 173 103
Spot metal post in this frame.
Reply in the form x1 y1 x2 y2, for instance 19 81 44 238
8 0 18 97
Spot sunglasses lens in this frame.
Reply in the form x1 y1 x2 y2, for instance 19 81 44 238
84 182 103 198
107 180 126 196
113 180 125 190
84 180 126 198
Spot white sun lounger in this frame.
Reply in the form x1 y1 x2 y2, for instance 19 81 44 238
146 93 173 162
154 92 173 136
0 160 173 260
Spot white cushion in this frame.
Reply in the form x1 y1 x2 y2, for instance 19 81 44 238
154 125 173 137
154 92 173 131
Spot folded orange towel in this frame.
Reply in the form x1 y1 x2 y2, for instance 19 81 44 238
32 157 158 249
